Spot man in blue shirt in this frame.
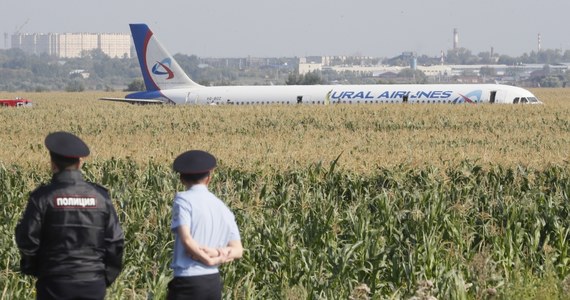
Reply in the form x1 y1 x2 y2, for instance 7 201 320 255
168 150 243 300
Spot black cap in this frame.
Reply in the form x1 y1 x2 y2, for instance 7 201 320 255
173 150 217 174
44 131 90 158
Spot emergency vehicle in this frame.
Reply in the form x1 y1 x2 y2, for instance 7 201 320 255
0 97 33 107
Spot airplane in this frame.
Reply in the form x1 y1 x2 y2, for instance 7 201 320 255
100 24 542 106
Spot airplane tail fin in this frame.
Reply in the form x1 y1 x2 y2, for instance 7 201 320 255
130 24 202 91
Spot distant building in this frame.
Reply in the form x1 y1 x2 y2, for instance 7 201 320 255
298 62 322 75
11 32 131 58
297 55 569 85
69 69 90 79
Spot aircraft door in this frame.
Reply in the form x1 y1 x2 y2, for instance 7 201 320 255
489 91 496 103
492 90 506 104
186 92 198 104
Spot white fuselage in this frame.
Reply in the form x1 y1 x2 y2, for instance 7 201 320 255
160 84 540 105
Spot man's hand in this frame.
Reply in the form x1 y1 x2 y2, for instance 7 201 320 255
187 247 230 266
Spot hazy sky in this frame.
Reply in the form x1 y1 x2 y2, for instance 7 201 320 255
2 0 568 58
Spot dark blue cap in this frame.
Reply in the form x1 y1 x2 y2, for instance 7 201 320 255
44 131 90 158
173 150 217 174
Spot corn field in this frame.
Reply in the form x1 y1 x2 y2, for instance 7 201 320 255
1 89 570 299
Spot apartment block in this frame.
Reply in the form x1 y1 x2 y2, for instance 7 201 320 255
11 32 131 58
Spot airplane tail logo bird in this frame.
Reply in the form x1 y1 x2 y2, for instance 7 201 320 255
152 58 174 79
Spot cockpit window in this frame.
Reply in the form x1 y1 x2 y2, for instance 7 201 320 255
513 97 519 104
528 97 539 103
520 97 528 103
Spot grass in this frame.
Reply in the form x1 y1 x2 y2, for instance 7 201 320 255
0 89 569 173
1 88 570 298
2 160 570 299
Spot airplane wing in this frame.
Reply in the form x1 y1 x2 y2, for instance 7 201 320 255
98 97 166 105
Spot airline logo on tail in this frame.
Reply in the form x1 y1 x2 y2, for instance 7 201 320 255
152 58 174 79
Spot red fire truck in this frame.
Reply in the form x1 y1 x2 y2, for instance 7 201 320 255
0 97 33 107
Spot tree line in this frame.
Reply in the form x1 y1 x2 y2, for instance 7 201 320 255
1 47 570 92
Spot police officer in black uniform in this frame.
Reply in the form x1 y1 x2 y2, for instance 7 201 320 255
15 131 124 300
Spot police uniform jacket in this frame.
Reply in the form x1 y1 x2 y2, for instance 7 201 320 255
15 170 124 286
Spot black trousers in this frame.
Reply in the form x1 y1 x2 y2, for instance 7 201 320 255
167 273 222 300
36 277 106 300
